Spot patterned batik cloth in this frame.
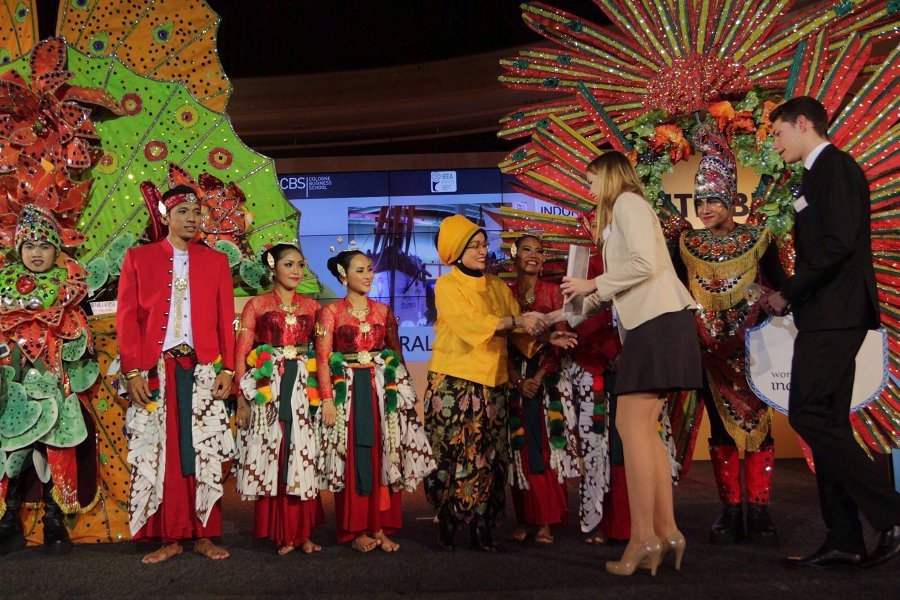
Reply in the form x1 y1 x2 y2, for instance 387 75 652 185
423 372 509 526
315 297 435 540
127 357 233 539
233 291 323 545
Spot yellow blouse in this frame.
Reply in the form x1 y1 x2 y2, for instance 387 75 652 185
429 266 535 387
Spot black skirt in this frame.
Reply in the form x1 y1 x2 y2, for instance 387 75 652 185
614 309 702 395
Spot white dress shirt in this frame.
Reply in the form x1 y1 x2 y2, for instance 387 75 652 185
804 141 831 170
162 240 194 351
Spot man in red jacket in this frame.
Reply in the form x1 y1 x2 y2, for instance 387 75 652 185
117 184 236 564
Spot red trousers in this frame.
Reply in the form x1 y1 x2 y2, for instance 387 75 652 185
334 378 401 543
254 422 324 546
134 356 221 542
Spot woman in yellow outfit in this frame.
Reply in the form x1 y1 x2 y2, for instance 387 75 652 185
423 215 575 551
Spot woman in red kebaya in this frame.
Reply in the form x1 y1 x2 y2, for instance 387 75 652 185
234 243 324 555
506 234 573 544
315 250 434 553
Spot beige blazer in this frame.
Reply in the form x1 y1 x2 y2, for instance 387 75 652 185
584 191 695 330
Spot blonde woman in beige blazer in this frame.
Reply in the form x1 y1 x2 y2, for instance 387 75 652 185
561 151 701 577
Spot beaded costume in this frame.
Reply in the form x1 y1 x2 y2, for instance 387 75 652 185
0 207 98 550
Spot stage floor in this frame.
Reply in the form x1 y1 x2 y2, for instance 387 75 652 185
0 459 896 599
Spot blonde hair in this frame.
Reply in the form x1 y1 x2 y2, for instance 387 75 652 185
585 151 645 241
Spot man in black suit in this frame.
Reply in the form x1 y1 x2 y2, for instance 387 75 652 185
763 96 900 569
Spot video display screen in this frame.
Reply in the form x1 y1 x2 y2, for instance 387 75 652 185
281 168 557 360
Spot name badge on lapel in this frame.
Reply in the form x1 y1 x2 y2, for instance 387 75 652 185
793 195 809 212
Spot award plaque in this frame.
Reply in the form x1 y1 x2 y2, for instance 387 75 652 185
563 244 590 327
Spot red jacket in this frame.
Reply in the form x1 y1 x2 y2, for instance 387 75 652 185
116 239 236 372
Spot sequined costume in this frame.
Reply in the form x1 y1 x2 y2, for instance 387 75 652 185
315 297 434 543
680 224 779 448
234 291 324 547
0 205 100 554
507 279 573 529
671 124 787 543
0 239 96 539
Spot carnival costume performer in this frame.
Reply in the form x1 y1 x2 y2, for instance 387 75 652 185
234 243 324 555
0 206 96 555
117 184 235 564
506 234 577 544
561 152 701 576
315 250 435 553
424 215 576 552
670 125 786 546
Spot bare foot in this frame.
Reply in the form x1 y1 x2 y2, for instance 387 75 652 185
535 525 554 544
507 527 528 543
278 544 295 556
374 530 399 552
142 542 182 564
585 527 606 545
300 539 322 554
351 534 379 553
194 538 229 560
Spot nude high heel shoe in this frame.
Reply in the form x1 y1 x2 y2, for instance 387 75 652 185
606 536 664 576
641 530 686 571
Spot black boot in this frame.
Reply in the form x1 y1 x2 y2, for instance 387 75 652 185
470 515 497 552
41 485 73 555
744 444 779 546
437 510 458 550
0 477 26 555
746 503 779 546
710 504 745 545
708 444 744 545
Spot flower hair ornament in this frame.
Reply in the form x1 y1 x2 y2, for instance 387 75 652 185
266 253 275 269
329 235 358 285
510 230 544 259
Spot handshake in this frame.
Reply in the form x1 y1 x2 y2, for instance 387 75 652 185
516 311 578 349
744 283 790 316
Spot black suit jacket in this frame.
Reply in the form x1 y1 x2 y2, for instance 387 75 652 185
780 144 880 331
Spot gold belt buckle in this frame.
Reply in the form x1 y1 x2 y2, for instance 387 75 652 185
356 350 373 365
167 343 194 357
283 345 298 360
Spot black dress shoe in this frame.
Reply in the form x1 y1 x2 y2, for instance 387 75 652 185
786 545 863 569
863 525 900 568
470 516 497 552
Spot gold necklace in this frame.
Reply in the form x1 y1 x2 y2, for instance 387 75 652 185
277 293 299 325
346 299 371 333
520 288 536 306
